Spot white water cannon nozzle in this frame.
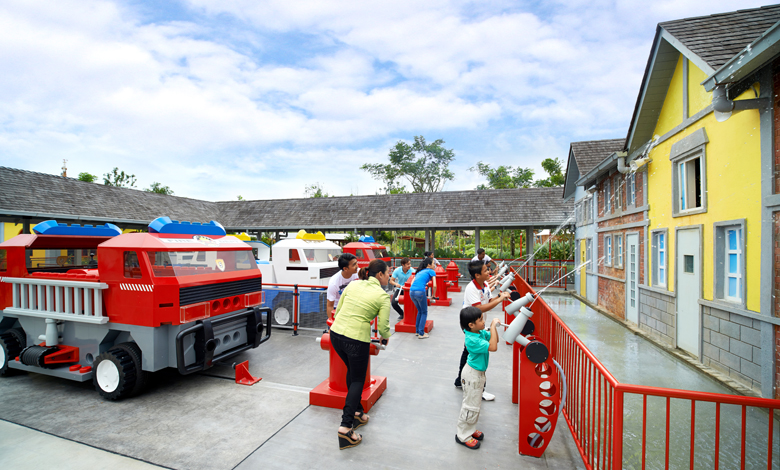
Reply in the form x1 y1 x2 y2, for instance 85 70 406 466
497 265 508 277
499 274 515 292
503 305 535 345
505 293 534 316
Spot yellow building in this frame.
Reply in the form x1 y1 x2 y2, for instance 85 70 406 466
620 6 780 397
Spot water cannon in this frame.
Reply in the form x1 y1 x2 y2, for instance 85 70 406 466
498 273 515 292
500 305 548 364
505 292 535 316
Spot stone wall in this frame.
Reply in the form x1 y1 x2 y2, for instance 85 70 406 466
702 304 763 394
638 287 675 346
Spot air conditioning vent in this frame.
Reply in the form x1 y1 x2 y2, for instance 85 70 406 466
320 266 339 279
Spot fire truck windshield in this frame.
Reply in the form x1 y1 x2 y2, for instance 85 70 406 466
147 250 256 277
373 249 389 258
303 248 341 263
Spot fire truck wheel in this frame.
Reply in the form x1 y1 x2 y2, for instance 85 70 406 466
112 342 148 397
0 328 26 376
272 294 294 326
93 348 137 400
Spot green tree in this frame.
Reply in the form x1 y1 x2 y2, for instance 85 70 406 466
305 183 331 198
469 161 534 190
533 158 565 187
103 167 136 187
237 195 244 201
77 172 97 183
361 136 455 193
146 182 174 195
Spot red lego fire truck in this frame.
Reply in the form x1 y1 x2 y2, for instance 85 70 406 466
0 216 270 400
341 236 390 268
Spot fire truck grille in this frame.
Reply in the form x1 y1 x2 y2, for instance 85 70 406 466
179 278 263 306
319 267 339 279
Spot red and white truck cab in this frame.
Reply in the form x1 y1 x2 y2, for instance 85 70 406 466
342 236 390 269
0 216 270 399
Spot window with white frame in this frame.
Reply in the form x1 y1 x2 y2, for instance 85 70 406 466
586 238 592 270
605 235 612 267
615 234 623 269
651 230 667 287
604 179 611 215
670 128 708 217
627 172 636 207
714 220 746 305
617 177 624 211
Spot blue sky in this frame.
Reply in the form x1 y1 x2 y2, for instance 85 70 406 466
0 0 770 201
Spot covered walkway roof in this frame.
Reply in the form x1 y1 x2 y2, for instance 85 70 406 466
0 167 573 232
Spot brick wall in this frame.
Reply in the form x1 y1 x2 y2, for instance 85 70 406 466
598 276 625 319
638 287 675 346
702 305 763 394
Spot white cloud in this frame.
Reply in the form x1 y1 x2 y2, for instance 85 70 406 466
0 0 772 202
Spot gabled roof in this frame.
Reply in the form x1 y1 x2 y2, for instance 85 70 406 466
562 139 625 200
625 4 780 156
0 166 573 231
660 5 780 71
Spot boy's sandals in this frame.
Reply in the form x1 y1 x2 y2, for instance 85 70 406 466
471 430 484 440
338 429 362 450
353 411 369 429
455 435 481 449
416 333 430 339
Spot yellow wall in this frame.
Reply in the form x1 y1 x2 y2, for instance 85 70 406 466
3 223 22 241
687 59 712 116
647 60 762 312
654 55 684 136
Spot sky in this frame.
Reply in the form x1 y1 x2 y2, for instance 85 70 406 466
0 0 771 201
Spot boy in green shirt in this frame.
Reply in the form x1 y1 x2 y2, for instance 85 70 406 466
455 306 499 449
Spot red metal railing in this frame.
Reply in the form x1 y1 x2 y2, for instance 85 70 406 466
512 272 780 469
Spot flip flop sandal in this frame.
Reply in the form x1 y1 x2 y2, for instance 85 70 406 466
455 435 481 449
353 411 369 429
338 429 362 450
472 430 484 441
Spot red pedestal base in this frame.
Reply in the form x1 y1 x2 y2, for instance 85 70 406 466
394 319 434 334
447 283 462 292
432 298 452 306
309 375 387 412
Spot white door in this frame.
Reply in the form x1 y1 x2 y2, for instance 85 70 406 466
625 234 639 324
676 229 701 356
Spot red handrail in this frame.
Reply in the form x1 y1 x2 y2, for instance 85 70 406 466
511 270 780 469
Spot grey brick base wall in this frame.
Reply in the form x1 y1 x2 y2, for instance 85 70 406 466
638 287 676 347
701 304 762 393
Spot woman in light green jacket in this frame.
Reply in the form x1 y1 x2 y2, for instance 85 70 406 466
331 259 391 449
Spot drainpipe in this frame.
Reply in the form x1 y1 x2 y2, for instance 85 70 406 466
712 85 768 119
615 151 630 175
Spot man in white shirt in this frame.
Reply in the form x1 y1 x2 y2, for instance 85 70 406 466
455 260 509 400
326 253 359 317
471 248 497 275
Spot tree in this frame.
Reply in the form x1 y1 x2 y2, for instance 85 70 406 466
77 172 97 183
103 167 137 188
533 158 565 187
305 183 331 198
146 182 174 195
237 195 244 201
361 136 455 193
469 161 534 190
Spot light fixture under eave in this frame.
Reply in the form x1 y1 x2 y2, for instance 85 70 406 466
714 110 732 122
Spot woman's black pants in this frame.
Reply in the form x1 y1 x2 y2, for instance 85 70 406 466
330 331 370 428
391 288 404 317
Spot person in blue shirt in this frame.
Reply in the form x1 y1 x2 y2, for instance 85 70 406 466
409 257 436 338
455 306 499 450
389 257 415 319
